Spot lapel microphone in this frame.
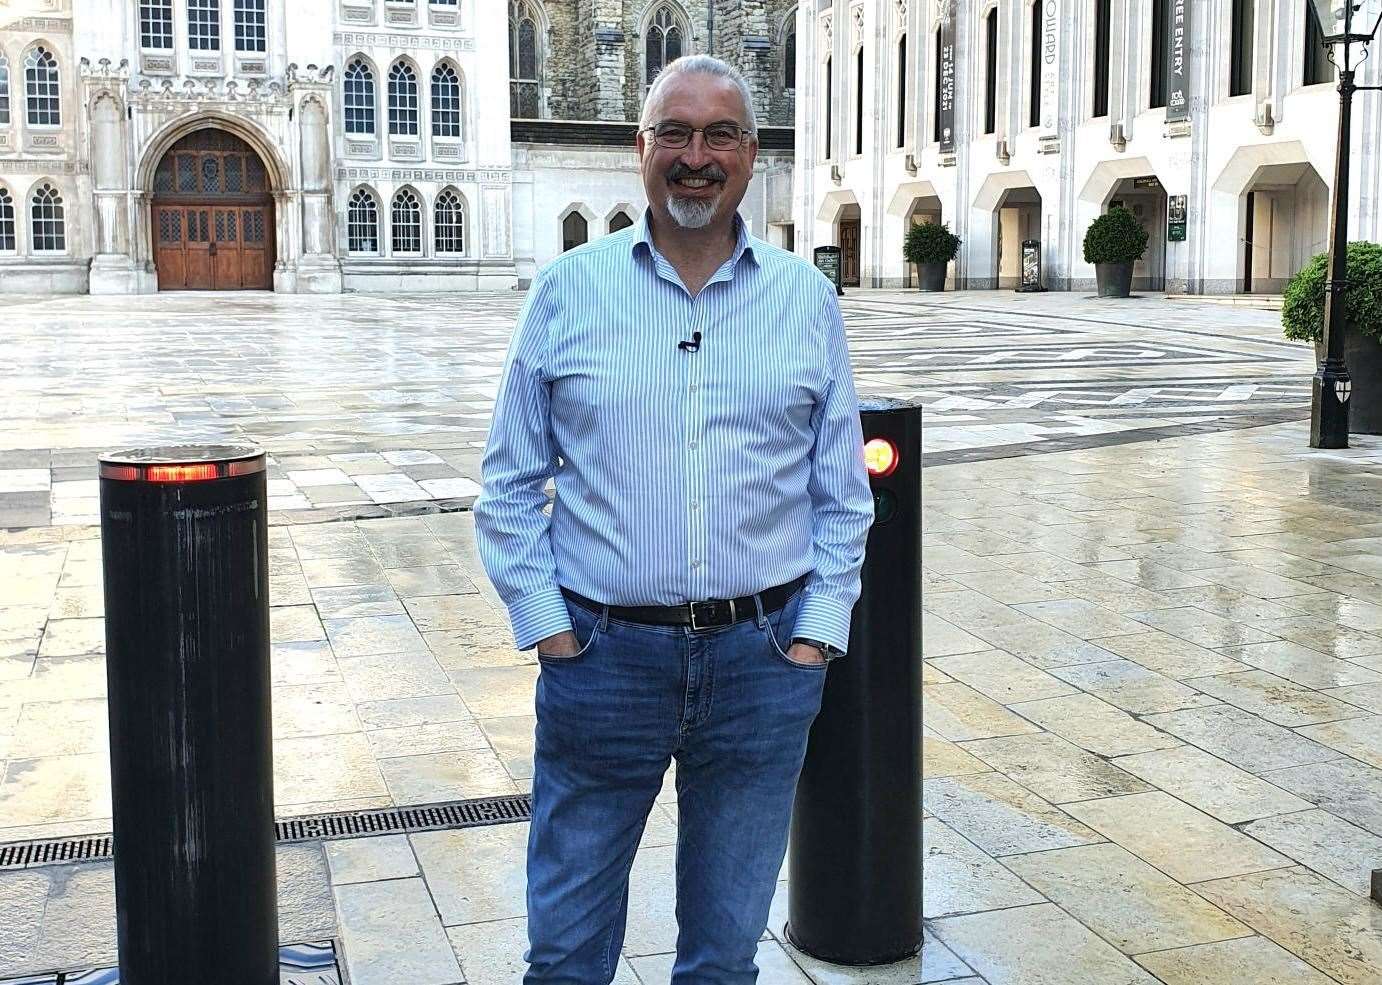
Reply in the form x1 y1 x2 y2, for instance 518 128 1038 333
678 331 702 353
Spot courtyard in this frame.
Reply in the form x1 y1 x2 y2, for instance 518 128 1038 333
3 289 1382 984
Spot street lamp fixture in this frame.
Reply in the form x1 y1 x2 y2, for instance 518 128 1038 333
1307 0 1382 448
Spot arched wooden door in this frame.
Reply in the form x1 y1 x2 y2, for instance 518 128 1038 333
152 130 275 290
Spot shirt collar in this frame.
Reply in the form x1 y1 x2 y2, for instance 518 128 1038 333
632 210 760 271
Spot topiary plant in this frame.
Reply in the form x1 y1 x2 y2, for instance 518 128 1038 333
1083 207 1149 265
904 222 962 265
1282 241 1382 345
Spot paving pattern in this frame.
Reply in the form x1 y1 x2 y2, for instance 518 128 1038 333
6 288 1379 985
0 289 1311 527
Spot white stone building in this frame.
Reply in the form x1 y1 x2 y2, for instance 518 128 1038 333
0 0 797 294
795 0 1382 293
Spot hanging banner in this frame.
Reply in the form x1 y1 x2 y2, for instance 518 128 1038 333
1166 0 1190 121
1039 0 1060 136
938 1 956 152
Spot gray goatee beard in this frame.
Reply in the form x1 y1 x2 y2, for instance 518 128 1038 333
665 192 720 229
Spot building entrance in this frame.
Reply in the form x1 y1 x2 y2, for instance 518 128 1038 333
839 205 862 288
151 130 275 290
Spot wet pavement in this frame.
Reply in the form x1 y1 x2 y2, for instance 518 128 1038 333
4 290 1382 984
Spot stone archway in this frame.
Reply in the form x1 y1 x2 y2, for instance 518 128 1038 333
149 129 277 290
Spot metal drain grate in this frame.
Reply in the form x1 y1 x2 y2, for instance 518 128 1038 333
0 793 531 871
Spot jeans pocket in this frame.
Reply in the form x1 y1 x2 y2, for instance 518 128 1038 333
763 598 826 671
537 606 603 663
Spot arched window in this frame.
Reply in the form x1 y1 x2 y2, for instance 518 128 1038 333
0 187 14 251
347 187 379 253
562 210 587 252
25 47 60 126
392 188 421 253
645 5 685 85
784 24 797 90
431 63 462 138
434 189 465 253
510 0 542 117
345 59 375 135
609 211 634 233
189 0 222 51
31 183 65 252
139 0 173 48
0 56 10 127
388 61 419 136
234 0 267 53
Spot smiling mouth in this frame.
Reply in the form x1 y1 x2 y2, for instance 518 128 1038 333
672 176 719 191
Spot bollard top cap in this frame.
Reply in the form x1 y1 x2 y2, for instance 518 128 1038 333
858 394 924 412
99 444 265 482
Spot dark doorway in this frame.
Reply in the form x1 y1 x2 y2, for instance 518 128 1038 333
839 206 861 287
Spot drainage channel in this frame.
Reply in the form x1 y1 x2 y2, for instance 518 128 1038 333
0 793 532 871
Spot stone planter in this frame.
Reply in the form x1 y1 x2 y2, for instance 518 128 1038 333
1346 330 1382 435
1094 262 1134 298
917 261 948 292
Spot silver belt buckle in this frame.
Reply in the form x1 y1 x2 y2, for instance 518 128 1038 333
689 598 736 631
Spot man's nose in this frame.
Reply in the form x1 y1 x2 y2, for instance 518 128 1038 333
678 132 713 168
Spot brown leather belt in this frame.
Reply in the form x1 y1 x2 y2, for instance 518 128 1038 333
561 575 806 630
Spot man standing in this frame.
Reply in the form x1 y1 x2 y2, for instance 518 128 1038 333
474 55 873 984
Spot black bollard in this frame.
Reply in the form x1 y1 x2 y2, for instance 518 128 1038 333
787 397 922 965
100 445 278 985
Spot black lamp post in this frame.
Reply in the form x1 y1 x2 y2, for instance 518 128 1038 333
1308 0 1382 448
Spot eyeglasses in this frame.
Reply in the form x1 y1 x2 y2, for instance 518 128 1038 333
645 121 755 151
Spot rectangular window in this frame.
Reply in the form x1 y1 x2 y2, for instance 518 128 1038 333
234 0 267 52
1150 0 1168 108
854 48 864 155
1092 0 1111 117
824 57 833 158
897 35 907 149
1029 0 1041 127
932 29 942 142
189 0 221 51
1230 0 1254 96
984 8 998 134
1304 7 1334 85
140 0 174 49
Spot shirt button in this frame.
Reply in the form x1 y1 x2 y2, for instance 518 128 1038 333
688 440 699 450
690 501 700 510
689 383 699 392
691 560 702 568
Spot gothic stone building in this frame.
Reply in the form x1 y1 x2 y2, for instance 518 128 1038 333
0 0 797 294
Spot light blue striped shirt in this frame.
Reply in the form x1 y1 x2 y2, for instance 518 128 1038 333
474 212 873 653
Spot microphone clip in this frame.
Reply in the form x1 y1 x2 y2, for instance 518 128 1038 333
678 331 703 353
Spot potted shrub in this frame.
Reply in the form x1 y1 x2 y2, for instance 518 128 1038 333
1282 240 1382 434
904 222 960 292
1083 207 1149 297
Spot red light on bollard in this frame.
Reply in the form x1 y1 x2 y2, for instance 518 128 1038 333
864 438 899 478
99 447 267 483
146 463 221 483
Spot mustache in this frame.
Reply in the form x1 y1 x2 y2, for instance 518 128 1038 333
667 162 727 183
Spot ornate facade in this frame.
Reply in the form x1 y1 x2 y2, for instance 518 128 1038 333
0 0 798 294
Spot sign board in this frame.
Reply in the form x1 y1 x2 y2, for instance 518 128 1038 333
1166 0 1190 122
1168 195 1188 241
1039 0 1060 136
814 245 844 296
1132 175 1162 190
1018 240 1044 292
938 1 957 153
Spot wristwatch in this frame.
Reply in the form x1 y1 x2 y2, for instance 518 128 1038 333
791 637 844 662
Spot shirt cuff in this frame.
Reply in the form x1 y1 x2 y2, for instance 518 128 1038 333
506 587 574 651
792 593 853 656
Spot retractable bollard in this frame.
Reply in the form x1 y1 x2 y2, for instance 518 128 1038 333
99 445 278 985
787 397 922 965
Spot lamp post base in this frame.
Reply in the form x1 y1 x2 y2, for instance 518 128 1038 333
1310 365 1352 449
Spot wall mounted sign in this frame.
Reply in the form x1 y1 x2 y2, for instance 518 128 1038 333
1168 195 1188 241
1039 0 1060 136
938 1 957 153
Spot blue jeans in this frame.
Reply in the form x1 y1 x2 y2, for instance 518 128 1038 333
524 589 827 984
